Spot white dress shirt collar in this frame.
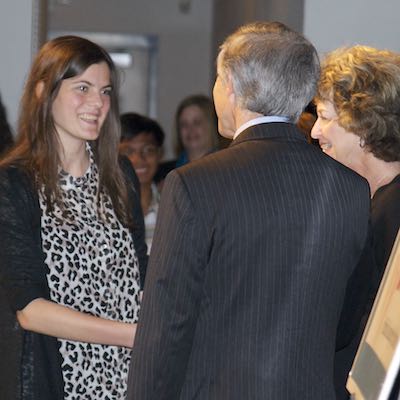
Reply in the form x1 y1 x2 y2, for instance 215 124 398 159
233 115 291 140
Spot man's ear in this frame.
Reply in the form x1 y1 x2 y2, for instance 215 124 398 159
35 81 45 99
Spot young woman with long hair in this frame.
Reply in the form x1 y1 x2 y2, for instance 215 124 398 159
0 35 146 400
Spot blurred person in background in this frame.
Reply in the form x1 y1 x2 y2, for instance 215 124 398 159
0 93 14 157
119 112 164 253
297 102 318 146
174 94 219 167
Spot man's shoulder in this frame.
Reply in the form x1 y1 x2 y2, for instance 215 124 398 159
171 141 370 200
172 147 236 180
326 155 370 190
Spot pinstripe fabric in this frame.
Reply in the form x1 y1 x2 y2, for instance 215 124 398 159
127 123 371 400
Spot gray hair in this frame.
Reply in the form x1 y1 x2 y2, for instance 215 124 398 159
218 21 320 122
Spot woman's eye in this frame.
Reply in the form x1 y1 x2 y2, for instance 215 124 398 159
78 85 88 92
101 88 112 96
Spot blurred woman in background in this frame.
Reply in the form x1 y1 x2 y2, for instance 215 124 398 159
174 94 220 167
119 112 164 252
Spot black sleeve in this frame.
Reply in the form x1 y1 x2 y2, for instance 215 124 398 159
335 221 375 350
0 167 50 312
119 156 148 289
371 183 400 285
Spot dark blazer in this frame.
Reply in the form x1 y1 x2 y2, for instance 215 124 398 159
127 123 371 400
0 158 146 400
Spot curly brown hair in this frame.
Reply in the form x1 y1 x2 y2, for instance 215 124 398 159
316 45 400 162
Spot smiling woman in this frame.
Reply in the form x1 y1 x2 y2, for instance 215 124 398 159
174 94 219 167
0 36 146 400
312 45 400 400
119 112 164 253
312 99 362 166
51 62 112 174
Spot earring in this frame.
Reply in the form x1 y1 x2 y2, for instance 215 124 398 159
359 137 365 148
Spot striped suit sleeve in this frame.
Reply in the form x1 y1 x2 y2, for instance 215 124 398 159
127 169 208 400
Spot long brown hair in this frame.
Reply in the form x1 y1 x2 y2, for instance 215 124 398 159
0 35 131 226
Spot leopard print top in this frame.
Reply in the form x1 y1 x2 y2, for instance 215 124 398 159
39 152 140 400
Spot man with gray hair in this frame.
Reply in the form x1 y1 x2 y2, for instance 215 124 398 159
127 21 371 399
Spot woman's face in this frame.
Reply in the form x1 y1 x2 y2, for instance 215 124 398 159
178 105 213 155
311 100 363 169
51 61 111 150
119 132 161 186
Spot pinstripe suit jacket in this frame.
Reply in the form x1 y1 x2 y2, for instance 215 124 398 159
127 122 371 400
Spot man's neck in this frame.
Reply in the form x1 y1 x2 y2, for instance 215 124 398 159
233 109 291 140
234 109 264 131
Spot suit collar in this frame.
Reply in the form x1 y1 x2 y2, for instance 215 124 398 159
230 122 307 147
233 116 291 139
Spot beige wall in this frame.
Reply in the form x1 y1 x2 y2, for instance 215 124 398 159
304 0 400 55
0 1 35 129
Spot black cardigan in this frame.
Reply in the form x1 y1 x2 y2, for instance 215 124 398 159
0 158 147 399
